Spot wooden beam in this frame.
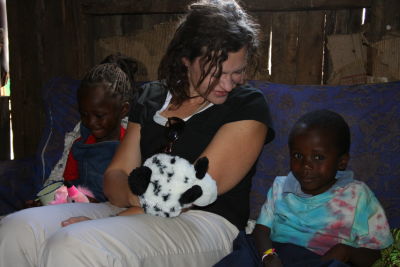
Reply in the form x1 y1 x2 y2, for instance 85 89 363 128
82 0 190 15
295 11 325 84
0 96 10 160
244 0 372 12
270 12 299 84
82 0 373 15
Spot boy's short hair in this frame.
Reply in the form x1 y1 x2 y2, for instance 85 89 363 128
289 109 351 155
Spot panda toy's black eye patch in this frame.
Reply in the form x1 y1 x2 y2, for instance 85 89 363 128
179 185 203 205
162 193 170 202
128 166 152 196
195 157 209 179
152 156 161 166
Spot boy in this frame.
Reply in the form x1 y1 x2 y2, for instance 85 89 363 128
253 109 393 267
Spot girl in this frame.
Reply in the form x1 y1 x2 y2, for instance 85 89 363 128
62 54 137 202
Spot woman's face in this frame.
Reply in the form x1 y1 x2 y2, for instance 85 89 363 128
183 46 247 105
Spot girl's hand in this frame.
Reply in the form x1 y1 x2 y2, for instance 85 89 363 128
321 243 352 263
61 216 92 227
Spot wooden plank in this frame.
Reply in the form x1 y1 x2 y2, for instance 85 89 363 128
365 0 399 43
322 8 364 83
250 12 272 80
243 0 371 12
367 0 385 42
366 0 400 77
382 0 400 32
270 12 299 84
323 10 336 84
7 0 44 158
0 96 10 160
296 11 325 84
324 9 363 35
7 0 90 158
82 0 372 15
348 8 363 33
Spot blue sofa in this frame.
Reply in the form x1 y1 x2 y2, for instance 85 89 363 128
0 78 399 229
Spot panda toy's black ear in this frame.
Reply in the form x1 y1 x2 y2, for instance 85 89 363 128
128 166 152 196
179 185 203 205
194 157 209 179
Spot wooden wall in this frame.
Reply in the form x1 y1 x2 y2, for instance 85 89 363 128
5 0 400 159
6 1 88 159
0 96 9 160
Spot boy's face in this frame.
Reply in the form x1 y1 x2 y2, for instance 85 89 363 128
78 86 127 143
289 127 349 196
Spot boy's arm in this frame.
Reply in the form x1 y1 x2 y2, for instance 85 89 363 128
252 224 282 267
322 244 380 267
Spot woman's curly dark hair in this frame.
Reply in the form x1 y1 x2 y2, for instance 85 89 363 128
158 0 260 106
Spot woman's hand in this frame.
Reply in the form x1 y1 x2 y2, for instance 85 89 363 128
61 216 92 227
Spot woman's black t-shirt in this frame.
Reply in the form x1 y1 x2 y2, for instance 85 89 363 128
129 81 274 230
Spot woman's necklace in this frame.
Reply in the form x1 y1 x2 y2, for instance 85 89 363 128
164 98 210 119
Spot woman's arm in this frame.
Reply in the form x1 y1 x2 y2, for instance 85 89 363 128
199 119 268 194
103 122 142 207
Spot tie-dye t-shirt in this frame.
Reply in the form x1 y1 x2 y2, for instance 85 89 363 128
257 171 393 255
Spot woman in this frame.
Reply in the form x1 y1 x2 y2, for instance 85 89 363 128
0 0 274 266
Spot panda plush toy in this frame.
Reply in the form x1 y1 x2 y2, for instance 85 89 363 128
128 153 218 217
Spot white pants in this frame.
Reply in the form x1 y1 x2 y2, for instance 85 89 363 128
0 203 238 267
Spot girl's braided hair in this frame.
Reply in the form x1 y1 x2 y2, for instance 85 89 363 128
79 53 138 103
158 0 260 106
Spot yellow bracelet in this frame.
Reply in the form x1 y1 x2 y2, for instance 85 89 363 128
261 248 277 262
